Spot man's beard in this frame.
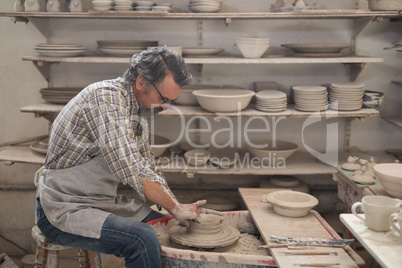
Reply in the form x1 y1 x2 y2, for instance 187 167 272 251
139 103 163 120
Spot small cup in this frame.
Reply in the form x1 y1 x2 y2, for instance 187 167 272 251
352 196 400 231
389 212 402 236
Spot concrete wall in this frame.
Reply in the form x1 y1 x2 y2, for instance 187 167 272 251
0 0 401 257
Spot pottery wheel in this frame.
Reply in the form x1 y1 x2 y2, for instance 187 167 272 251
168 223 240 249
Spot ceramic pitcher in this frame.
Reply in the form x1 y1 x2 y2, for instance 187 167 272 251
14 0 25 12
46 0 62 12
69 0 83 12
24 0 41 12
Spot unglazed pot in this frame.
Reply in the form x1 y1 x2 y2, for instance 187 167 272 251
14 0 25 11
46 0 61 12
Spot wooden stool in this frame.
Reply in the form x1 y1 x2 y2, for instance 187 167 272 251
31 225 102 268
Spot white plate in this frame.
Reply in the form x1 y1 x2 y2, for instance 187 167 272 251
255 90 287 99
97 40 158 46
35 49 86 57
182 48 224 56
99 48 143 56
281 44 353 53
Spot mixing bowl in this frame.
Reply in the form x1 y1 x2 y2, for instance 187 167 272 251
150 135 171 157
264 190 319 217
192 89 255 112
247 140 298 161
374 163 402 198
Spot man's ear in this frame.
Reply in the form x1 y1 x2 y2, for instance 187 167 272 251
136 75 146 91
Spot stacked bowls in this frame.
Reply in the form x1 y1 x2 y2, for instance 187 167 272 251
236 37 270 59
329 82 364 111
92 0 113 11
189 0 222 13
97 40 158 57
114 0 133 11
134 0 154 10
255 90 287 112
292 86 328 112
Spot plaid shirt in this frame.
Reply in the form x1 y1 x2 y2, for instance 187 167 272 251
45 77 167 200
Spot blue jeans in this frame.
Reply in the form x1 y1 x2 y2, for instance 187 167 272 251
36 199 165 268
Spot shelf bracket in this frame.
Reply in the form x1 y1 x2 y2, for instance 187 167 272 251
10 16 29 24
32 60 51 83
225 17 232 26
349 62 367 81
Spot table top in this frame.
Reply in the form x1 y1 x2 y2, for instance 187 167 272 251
340 213 402 268
239 188 360 268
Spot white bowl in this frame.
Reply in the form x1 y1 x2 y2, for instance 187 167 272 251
247 140 298 161
374 163 402 198
150 135 171 157
184 149 210 166
135 1 154 7
265 190 319 217
192 89 255 112
236 40 270 59
177 84 220 106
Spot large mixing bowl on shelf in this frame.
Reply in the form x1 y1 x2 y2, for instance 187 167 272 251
374 163 402 198
192 89 255 113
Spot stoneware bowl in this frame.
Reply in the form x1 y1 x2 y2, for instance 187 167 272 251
236 37 270 59
362 90 384 108
184 149 210 166
192 89 255 112
247 140 298 161
264 190 319 217
374 163 402 198
150 135 171 157
177 84 220 106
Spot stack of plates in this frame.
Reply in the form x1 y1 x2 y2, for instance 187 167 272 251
92 0 114 11
114 0 133 11
97 40 158 57
189 0 222 13
329 82 365 111
34 43 87 57
292 86 328 112
255 90 287 112
40 87 82 104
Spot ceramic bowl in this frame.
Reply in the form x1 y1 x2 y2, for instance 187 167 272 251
236 37 270 59
264 190 319 217
177 84 220 106
184 149 210 166
192 89 255 112
247 140 298 161
362 90 384 108
374 163 402 198
135 0 154 7
150 135 171 157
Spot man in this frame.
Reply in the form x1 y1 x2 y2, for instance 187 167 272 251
36 46 219 267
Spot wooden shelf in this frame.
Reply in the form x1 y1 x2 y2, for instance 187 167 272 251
1 10 401 20
0 144 337 177
20 103 380 119
21 55 383 65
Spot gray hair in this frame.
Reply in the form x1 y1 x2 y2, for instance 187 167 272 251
122 46 192 89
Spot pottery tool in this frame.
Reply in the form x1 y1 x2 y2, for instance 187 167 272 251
298 262 340 267
281 251 338 255
270 235 354 247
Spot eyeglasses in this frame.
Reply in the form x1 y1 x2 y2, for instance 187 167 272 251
152 84 179 105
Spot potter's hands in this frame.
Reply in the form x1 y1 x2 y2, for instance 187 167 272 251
170 200 224 229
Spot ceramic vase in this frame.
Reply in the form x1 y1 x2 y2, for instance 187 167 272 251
24 0 40 12
69 0 83 12
46 0 62 12
14 0 25 12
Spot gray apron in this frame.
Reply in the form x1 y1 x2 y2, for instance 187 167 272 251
37 155 152 239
